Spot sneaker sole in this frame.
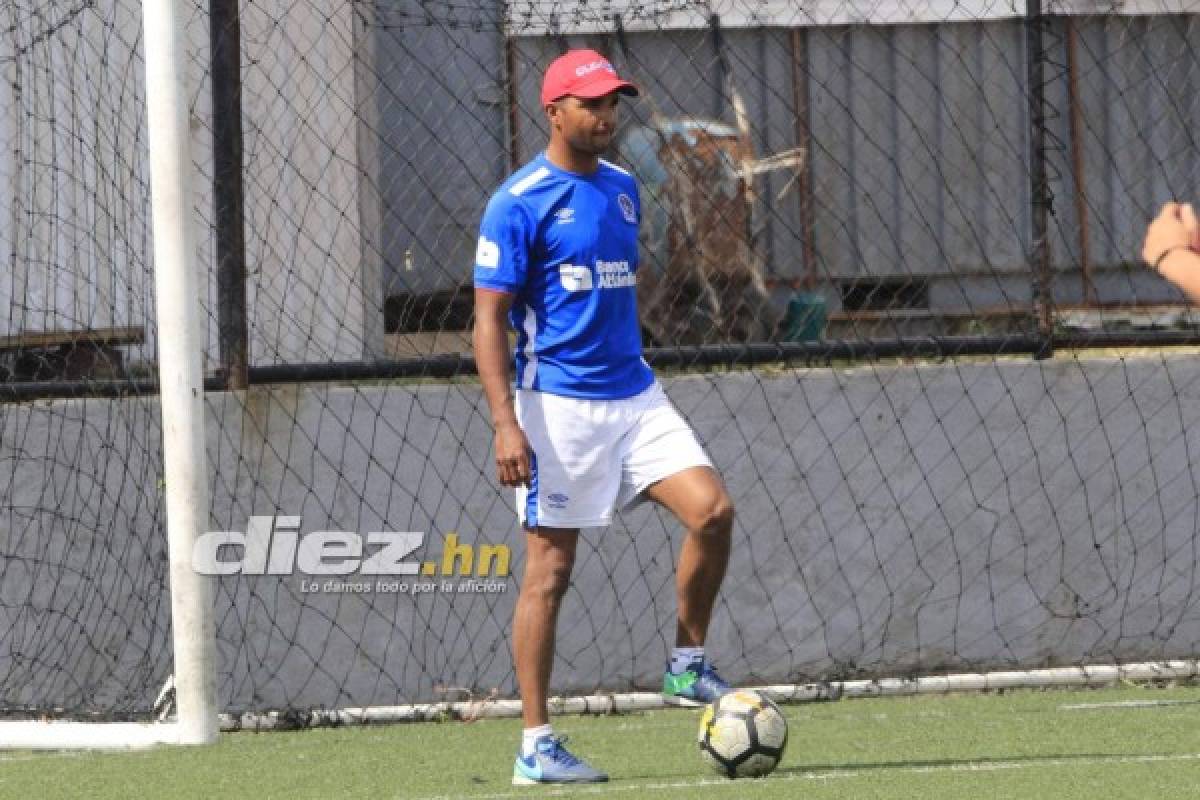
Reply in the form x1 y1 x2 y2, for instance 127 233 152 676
512 774 609 786
662 693 706 708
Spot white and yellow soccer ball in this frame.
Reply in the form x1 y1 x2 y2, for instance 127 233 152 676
697 689 788 778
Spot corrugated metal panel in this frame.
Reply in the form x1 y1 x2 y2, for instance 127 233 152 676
507 22 1035 304
807 22 1031 285
1045 14 1200 306
374 1 508 299
721 28 806 283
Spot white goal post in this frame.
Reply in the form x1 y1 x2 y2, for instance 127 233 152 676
0 0 217 750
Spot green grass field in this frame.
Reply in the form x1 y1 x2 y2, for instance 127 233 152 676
5 684 1200 799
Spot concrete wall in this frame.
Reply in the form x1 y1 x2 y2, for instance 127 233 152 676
5 355 1200 713
0 1 378 364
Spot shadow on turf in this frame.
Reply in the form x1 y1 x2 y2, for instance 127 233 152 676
774 751 1157 777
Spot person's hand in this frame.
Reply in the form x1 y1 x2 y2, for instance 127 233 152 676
494 420 532 487
1142 202 1199 269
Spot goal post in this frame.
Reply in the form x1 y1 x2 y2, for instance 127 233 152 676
0 0 217 750
142 0 219 747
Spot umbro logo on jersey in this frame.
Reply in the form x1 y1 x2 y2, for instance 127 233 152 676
476 236 500 268
555 208 575 225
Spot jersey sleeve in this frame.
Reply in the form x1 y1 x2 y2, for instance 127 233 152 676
473 193 532 293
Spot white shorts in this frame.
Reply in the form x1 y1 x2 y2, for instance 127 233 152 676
514 382 713 529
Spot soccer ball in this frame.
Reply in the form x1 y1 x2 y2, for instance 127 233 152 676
697 689 788 778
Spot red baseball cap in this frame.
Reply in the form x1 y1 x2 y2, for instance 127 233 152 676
541 49 639 106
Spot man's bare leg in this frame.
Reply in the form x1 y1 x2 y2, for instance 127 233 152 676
646 466 734 704
513 526 579 727
644 466 734 648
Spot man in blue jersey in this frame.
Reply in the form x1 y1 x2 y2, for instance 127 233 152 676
473 49 735 785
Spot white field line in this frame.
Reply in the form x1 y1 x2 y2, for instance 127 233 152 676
0 750 86 763
1058 699 1200 711
410 752 1200 800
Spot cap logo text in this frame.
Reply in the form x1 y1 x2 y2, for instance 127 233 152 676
574 60 615 77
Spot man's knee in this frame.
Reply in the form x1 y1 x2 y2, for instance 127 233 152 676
692 491 735 537
537 559 575 600
523 546 576 601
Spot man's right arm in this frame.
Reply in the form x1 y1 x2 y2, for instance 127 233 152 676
473 287 532 488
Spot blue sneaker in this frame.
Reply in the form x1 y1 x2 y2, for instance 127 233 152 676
662 658 732 706
512 734 608 785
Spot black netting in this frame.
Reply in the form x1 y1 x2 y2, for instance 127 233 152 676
2 0 1200 720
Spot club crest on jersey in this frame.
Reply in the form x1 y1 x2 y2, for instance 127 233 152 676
617 193 636 224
